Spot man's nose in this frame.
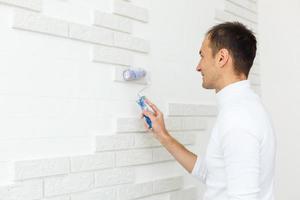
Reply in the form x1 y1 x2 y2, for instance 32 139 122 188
196 63 202 72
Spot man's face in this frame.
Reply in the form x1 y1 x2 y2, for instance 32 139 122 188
196 37 220 89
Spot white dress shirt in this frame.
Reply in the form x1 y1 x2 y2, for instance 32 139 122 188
191 80 276 200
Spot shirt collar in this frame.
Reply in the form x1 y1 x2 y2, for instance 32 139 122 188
216 80 251 110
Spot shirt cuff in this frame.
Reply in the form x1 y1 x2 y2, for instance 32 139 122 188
191 155 207 184
191 155 201 176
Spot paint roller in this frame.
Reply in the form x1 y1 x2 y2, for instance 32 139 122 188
121 68 153 129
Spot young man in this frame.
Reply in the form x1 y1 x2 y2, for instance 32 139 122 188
142 22 276 200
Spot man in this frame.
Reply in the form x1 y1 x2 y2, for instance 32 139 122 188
142 22 276 200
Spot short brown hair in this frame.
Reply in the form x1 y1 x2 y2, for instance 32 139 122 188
206 22 257 78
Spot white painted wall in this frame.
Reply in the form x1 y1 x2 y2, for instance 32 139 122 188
259 0 300 199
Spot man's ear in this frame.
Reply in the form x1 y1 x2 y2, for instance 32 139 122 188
217 48 229 68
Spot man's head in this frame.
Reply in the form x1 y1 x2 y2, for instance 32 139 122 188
196 22 257 92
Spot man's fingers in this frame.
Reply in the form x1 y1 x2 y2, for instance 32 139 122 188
142 118 153 132
145 98 161 113
143 120 150 130
142 110 155 121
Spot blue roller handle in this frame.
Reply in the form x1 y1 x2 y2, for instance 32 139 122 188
144 115 152 129
137 96 153 129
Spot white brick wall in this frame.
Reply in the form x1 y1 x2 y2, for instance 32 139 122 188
95 132 196 152
153 176 183 193
181 117 206 130
0 180 43 200
0 102 212 199
118 182 153 200
134 133 160 148
43 196 70 200
214 9 257 33
169 187 197 200
92 45 133 66
114 31 150 53
115 117 206 132
167 103 217 116
12 10 150 53
95 134 135 151
249 73 261 86
116 149 153 166
173 132 197 145
93 10 133 33
70 153 115 172
251 64 260 74
14 157 69 180
0 0 42 11
226 0 257 13
95 168 135 187
71 188 116 200
69 23 115 46
113 0 149 22
13 10 69 37
224 1 257 23
114 117 146 132
117 176 184 200
44 172 94 197
96 133 156 151
152 147 174 162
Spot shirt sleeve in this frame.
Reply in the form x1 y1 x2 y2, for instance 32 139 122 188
220 128 260 200
191 154 207 184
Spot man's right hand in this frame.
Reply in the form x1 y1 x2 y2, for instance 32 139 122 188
141 98 171 145
140 98 198 173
